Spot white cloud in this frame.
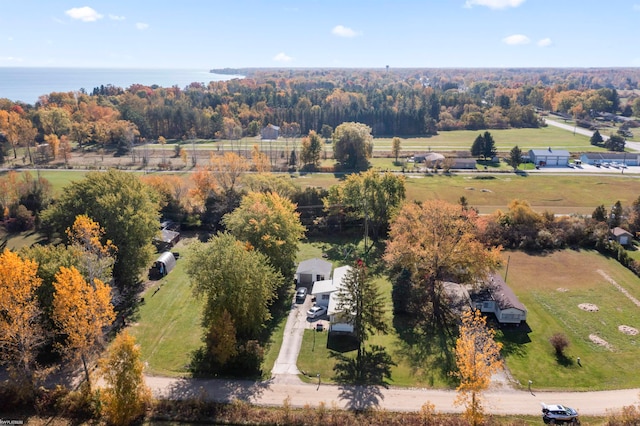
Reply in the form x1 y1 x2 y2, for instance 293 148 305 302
537 38 552 47
273 52 293 62
465 0 525 9
109 14 126 21
136 22 149 30
65 7 103 22
502 34 530 45
331 25 361 38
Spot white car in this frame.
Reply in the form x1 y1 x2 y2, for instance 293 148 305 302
542 403 580 424
306 305 327 319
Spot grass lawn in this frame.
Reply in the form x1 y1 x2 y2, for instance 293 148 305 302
498 249 640 391
128 247 204 377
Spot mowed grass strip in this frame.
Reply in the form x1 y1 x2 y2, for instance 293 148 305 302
128 249 204 377
499 249 640 391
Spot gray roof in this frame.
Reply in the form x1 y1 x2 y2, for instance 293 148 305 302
529 149 570 157
487 273 527 312
611 227 633 237
295 257 332 276
582 152 637 160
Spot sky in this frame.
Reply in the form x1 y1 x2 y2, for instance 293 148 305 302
1 0 640 69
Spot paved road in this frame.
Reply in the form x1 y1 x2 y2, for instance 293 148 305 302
545 118 640 153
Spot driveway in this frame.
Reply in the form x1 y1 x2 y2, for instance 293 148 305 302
270 291 318 381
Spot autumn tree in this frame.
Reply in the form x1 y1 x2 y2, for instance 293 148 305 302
324 170 405 247
508 145 523 171
186 233 281 354
241 173 299 200
209 151 249 194
44 134 60 160
334 261 389 382
333 122 374 169
384 200 501 329
391 136 401 163
158 135 167 164
454 309 503 426
52 266 115 390
0 250 45 398
223 191 305 286
41 169 160 289
59 135 72 165
251 144 271 173
300 130 322 168
66 215 117 284
99 330 151 425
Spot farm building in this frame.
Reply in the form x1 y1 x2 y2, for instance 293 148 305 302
529 148 570 167
260 124 280 140
580 152 639 166
472 273 527 324
149 251 177 280
295 258 332 287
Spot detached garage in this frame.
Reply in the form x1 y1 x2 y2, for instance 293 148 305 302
529 148 570 167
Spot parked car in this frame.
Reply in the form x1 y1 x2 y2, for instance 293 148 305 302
306 305 327 319
295 287 308 303
541 403 580 424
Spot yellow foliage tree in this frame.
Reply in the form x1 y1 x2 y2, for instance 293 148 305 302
454 309 503 426
44 134 60 160
251 144 271 173
52 266 115 390
66 214 117 284
99 330 151 425
0 250 45 396
209 151 249 194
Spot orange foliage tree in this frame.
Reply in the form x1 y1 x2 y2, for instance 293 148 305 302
0 250 45 396
52 266 115 390
66 214 117 284
454 309 503 426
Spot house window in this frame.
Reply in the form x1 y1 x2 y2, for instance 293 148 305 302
322 294 330 300
317 275 325 281
483 302 491 309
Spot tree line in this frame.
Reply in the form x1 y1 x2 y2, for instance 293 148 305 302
2 68 639 165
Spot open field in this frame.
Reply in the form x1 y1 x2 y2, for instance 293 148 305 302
498 249 640 391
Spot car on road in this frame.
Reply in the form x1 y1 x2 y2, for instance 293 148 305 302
541 403 580 424
306 305 327 319
295 287 308 303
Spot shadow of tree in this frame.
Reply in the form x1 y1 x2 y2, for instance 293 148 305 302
555 351 574 367
327 333 358 353
392 314 458 387
162 375 273 404
331 345 395 410
495 321 532 359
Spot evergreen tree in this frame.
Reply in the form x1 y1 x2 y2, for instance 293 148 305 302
482 131 497 160
590 130 604 146
592 204 607 222
508 145 523 170
470 134 484 158
609 201 623 229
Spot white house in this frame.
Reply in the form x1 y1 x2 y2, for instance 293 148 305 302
529 148 570 167
311 265 355 333
295 258 332 287
472 273 527 324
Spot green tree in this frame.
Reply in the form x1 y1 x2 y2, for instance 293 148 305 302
592 204 608 222
300 130 322 168
99 330 151 426
324 170 406 247
470 134 484 158
223 191 305 286
482 131 497 160
590 129 604 146
508 145 523 170
186 232 281 340
391 137 401 163
333 122 374 169
320 124 333 141
454 309 503 426
41 169 160 289
609 200 623 229
605 134 625 152
334 261 388 382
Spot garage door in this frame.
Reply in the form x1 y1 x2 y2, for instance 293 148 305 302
299 273 313 286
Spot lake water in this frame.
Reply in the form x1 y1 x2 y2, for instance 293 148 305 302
0 68 241 105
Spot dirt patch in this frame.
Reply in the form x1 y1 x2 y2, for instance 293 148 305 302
557 287 569 292
579 303 599 312
589 334 613 350
618 325 639 336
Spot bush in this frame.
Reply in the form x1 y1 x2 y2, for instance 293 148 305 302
549 332 570 356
